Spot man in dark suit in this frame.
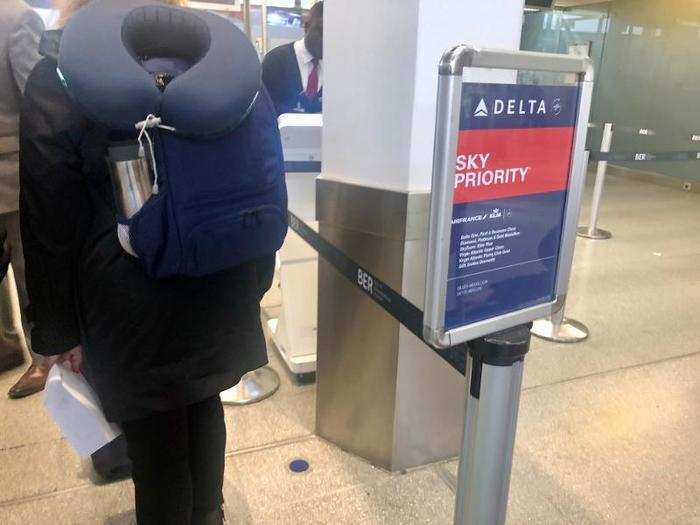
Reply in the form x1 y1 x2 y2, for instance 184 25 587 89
262 1 323 116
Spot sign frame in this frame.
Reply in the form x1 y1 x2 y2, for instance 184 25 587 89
423 44 595 349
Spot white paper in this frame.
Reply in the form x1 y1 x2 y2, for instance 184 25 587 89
43 364 121 458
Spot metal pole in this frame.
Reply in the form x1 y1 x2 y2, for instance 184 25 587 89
578 122 613 240
261 0 269 56
243 0 252 39
530 295 589 343
454 325 531 525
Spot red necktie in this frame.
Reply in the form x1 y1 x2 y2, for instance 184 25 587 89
305 59 319 99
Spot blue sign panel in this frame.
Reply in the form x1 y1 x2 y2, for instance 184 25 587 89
445 83 580 331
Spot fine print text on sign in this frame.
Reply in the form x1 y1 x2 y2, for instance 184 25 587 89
445 83 580 330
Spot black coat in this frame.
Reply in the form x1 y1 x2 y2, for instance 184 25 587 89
262 42 322 116
19 32 273 422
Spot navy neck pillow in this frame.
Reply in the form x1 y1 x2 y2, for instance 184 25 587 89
58 0 261 137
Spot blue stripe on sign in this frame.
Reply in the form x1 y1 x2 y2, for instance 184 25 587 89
445 191 567 330
460 83 580 131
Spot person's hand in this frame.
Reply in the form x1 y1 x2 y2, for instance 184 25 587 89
46 345 84 374
0 227 10 282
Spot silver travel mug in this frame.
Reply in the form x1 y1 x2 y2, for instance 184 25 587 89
107 144 154 220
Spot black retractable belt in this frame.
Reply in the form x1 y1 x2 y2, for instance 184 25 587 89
287 211 468 375
590 150 700 162
284 161 322 172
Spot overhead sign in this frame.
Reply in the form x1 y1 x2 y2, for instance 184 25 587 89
444 83 580 330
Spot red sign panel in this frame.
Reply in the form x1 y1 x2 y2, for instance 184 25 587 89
453 127 575 205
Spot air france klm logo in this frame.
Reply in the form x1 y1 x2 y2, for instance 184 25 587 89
452 207 514 226
474 97 550 118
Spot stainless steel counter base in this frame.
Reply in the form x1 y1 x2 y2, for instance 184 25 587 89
315 178 465 472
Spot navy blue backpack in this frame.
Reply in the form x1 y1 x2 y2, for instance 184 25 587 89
58 0 287 279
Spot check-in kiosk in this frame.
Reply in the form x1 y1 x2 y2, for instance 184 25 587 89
265 114 322 378
277 113 322 221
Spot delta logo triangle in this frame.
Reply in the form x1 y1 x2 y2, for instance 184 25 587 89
474 98 489 117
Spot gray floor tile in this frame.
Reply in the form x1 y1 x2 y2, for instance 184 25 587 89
223 437 389 520
514 353 700 524
524 278 700 390
0 438 90 504
255 468 454 525
0 481 134 525
0 372 63 450
667 508 700 525
225 388 315 453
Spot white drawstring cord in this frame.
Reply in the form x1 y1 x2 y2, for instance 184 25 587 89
134 115 176 195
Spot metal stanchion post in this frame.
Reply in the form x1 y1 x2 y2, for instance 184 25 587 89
220 366 280 406
454 325 531 525
578 122 613 240
530 296 589 343
243 0 252 39
261 0 269 56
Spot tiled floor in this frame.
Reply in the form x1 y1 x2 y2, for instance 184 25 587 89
0 173 698 524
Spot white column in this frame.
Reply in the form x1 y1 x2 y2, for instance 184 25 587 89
322 0 526 191
317 0 528 471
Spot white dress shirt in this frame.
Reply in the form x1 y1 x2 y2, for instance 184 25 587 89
293 39 323 92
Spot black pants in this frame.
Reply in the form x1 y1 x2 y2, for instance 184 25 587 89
122 396 226 524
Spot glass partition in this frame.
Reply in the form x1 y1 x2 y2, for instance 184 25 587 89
522 0 700 183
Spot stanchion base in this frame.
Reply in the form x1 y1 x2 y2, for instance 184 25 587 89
531 318 589 343
220 366 280 406
577 226 612 240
